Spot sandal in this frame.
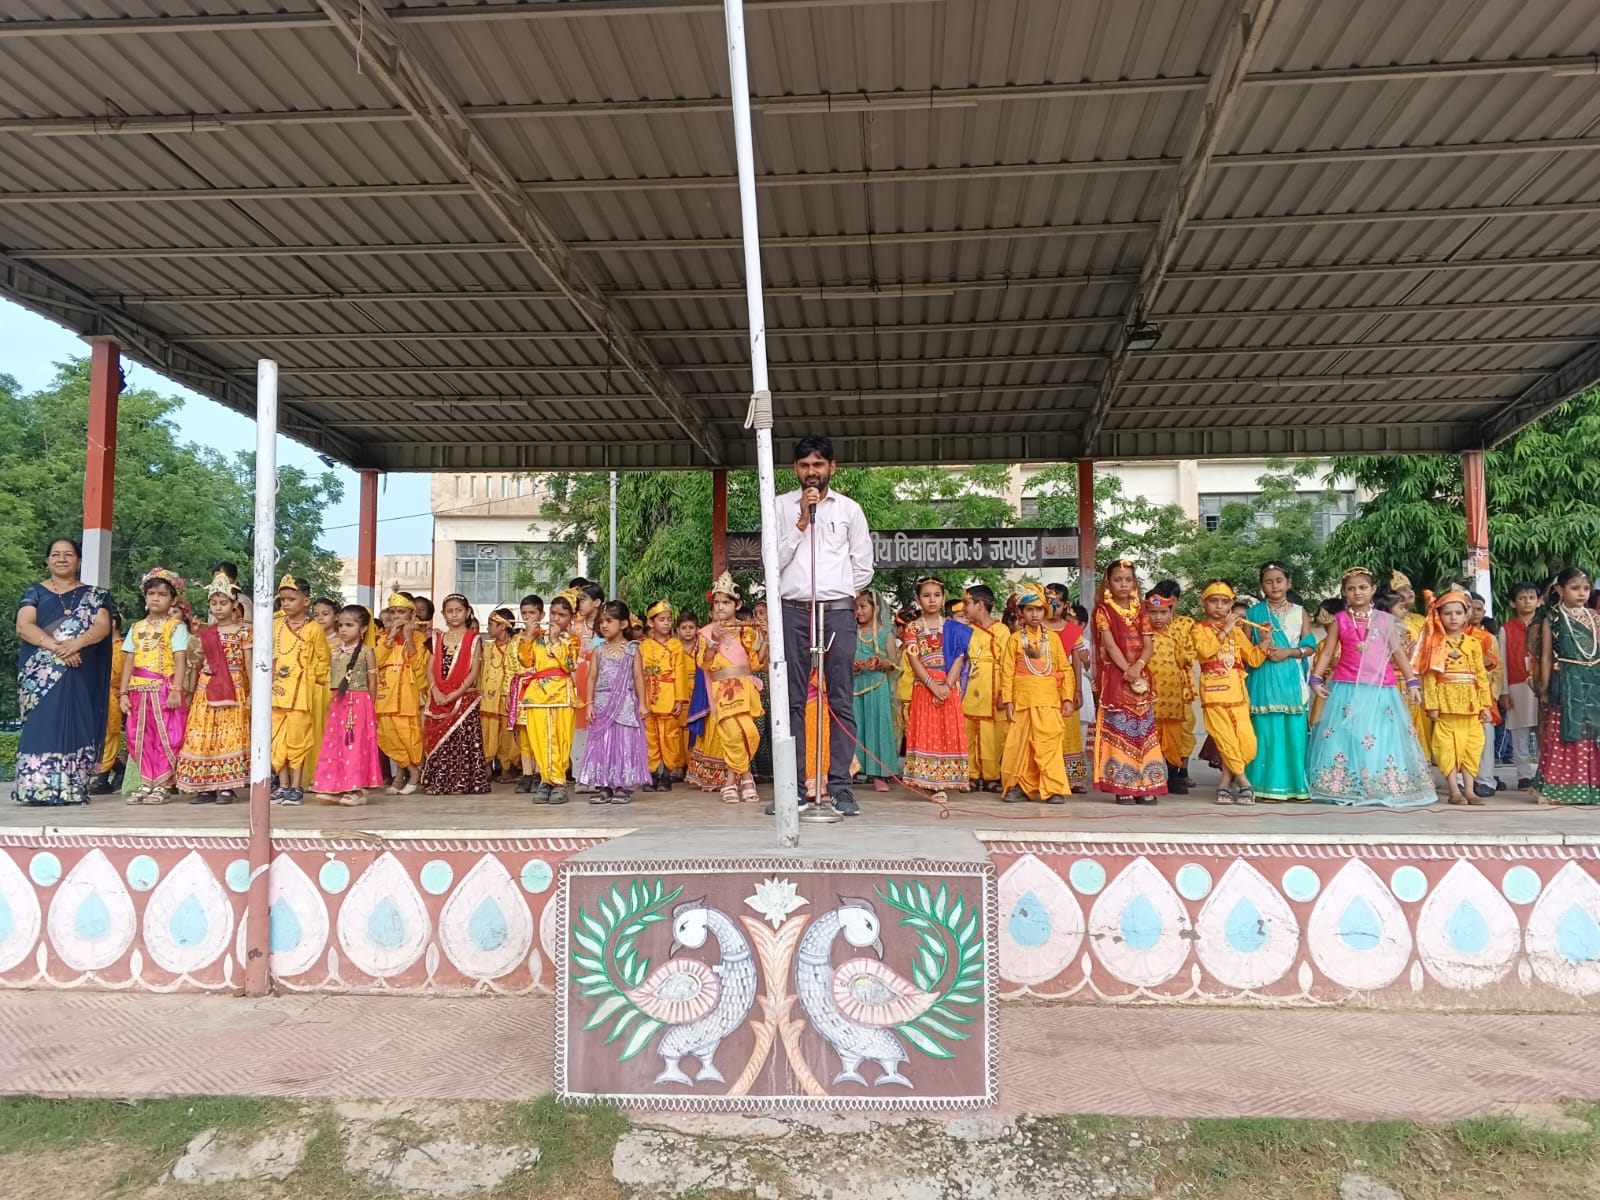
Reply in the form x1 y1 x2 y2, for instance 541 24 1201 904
1236 786 1256 805
338 791 368 807
739 777 759 803
143 788 172 805
721 785 741 805
1214 787 1235 806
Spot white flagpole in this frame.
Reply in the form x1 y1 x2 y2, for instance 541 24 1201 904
723 0 798 847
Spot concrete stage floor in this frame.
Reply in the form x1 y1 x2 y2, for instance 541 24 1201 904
4 763 1595 844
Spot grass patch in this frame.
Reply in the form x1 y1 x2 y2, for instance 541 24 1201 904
1170 1106 1600 1200
0 1096 287 1157
496 1095 630 1191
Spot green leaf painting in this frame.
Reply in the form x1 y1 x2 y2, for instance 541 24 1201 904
875 877 986 1059
570 877 683 1062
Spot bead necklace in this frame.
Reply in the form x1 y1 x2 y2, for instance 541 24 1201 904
1559 605 1600 662
1019 626 1055 675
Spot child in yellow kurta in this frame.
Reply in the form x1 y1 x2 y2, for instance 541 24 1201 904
639 599 686 791
96 609 127 788
1420 589 1495 806
671 611 699 782
510 592 580 805
271 574 331 806
950 585 1010 792
1190 581 1267 805
1146 583 1197 794
478 608 519 778
374 592 427 794
894 613 915 750
698 572 767 804
999 582 1075 804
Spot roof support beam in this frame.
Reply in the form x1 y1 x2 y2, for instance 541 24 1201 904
305 0 722 464
1083 0 1278 457
0 249 360 463
1480 339 1600 445
172 301 1600 346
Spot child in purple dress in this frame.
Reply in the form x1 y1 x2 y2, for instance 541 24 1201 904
578 602 652 805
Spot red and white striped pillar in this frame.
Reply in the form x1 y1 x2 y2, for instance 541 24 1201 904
81 337 121 587
357 468 379 609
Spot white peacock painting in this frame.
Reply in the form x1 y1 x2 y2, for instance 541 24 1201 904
796 883 985 1088
571 880 756 1085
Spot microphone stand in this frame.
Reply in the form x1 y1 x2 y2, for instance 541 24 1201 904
802 499 841 823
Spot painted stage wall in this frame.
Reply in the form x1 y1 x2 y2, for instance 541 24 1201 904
0 832 598 994
5 832 1600 1007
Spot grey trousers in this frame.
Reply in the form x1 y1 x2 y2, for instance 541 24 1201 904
782 600 859 799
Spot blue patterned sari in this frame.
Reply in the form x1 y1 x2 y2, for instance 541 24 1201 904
16 582 112 806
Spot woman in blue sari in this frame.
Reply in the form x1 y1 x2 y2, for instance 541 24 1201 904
15 539 115 806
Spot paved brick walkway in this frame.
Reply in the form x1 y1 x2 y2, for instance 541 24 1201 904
5 991 1599 1122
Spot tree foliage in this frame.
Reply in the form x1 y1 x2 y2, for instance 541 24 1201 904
1329 387 1600 603
1165 466 1340 605
1 360 343 718
530 465 1022 616
1020 464 1196 593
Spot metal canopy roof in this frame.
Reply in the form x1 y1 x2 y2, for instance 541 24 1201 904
4 0 1600 471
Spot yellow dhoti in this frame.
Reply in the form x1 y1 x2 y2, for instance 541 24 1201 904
1201 704 1256 775
99 693 122 774
966 716 1006 783
646 714 685 773
1157 716 1196 767
271 708 316 772
481 712 517 769
1432 713 1484 776
377 713 423 768
521 707 574 784
718 715 761 776
1001 706 1070 800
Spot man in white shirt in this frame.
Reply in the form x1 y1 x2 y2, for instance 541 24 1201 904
771 434 874 815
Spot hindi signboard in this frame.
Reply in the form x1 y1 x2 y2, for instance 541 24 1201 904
726 528 1079 572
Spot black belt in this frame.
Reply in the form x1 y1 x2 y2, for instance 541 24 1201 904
782 598 856 613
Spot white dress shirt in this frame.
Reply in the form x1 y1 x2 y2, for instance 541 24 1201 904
775 487 874 602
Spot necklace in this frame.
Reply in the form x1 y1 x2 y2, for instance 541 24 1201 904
1559 606 1600 662
1019 626 1055 675
1105 595 1140 621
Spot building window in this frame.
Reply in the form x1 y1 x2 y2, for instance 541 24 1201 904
454 542 559 607
1197 490 1358 541
1019 496 1039 520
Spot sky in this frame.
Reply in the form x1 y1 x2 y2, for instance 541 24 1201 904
0 298 434 558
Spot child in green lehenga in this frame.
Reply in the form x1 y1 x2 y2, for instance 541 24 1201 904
1245 562 1318 802
852 591 900 791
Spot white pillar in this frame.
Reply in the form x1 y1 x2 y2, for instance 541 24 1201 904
724 0 798 846
244 359 278 997
608 470 619 597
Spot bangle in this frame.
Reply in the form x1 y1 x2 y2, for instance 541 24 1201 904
1406 678 1422 691
1307 675 1324 690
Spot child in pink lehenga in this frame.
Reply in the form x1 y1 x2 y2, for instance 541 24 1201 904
312 606 382 806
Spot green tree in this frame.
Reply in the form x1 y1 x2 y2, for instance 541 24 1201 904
1020 464 1195 595
1 360 342 718
529 465 1022 617
1328 387 1600 603
1165 466 1338 606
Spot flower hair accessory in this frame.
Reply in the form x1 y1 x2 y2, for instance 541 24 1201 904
141 566 185 593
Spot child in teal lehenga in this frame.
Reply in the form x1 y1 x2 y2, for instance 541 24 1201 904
1245 563 1319 802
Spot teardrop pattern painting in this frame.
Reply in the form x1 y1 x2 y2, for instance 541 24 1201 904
46 849 138 974
1086 857 1192 988
1307 859 1413 992
438 855 534 983
1526 861 1600 996
1193 860 1300 991
0 851 43 974
1414 861 1519 990
142 851 236 977
997 854 1083 990
337 852 433 980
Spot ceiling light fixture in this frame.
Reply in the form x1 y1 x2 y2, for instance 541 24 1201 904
1124 320 1161 351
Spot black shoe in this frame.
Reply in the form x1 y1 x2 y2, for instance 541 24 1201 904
216 790 236 805
87 773 113 796
548 786 569 805
1474 783 1497 799
108 764 127 792
190 791 217 805
515 776 536 794
765 796 811 816
1495 778 1508 792
1168 772 1190 795
1002 788 1028 804
1519 777 1534 790
533 782 552 804
1046 794 1068 805
833 793 859 816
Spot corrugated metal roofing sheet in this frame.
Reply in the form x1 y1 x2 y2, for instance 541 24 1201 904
3 0 1600 470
